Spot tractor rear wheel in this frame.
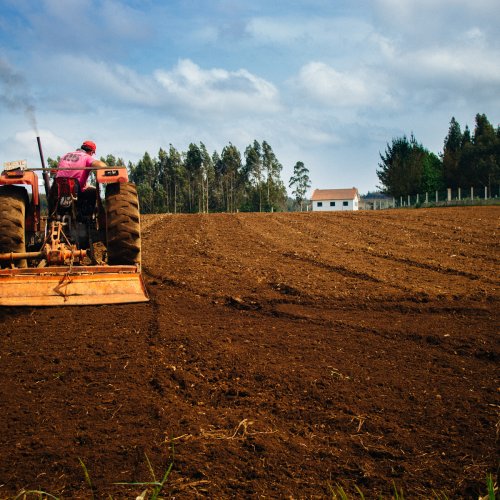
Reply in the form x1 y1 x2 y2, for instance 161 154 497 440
0 185 28 268
105 182 141 266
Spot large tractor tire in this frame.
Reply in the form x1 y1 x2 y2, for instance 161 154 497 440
0 185 28 268
105 182 141 266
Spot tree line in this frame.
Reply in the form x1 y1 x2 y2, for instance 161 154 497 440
377 113 500 198
104 141 311 214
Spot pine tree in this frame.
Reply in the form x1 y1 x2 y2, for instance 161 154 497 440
470 114 499 192
377 134 440 197
442 117 463 188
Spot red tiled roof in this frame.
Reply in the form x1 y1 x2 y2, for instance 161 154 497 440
311 188 359 201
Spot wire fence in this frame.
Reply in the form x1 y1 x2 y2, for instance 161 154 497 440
362 185 500 210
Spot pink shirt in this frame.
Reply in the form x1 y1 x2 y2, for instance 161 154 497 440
57 149 95 188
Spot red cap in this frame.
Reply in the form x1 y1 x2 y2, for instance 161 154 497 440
82 140 96 154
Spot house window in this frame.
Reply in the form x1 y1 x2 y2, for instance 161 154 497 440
343 201 348 206
317 202 323 207
330 201 335 206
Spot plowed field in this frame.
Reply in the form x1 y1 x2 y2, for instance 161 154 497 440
0 206 499 499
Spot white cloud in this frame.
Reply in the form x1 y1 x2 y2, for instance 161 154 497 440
290 62 393 109
154 59 281 114
412 48 500 84
379 40 500 109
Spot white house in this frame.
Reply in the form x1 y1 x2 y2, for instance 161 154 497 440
311 188 360 211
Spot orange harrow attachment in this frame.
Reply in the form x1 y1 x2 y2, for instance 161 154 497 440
0 265 148 306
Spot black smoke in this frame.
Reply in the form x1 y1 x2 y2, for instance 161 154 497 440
0 57 39 135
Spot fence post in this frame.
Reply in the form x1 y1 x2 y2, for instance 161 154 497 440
485 186 488 199
435 190 438 203
447 188 451 202
425 192 428 204
471 186 474 200
400 196 402 207
458 187 461 201
416 193 420 205
408 195 410 206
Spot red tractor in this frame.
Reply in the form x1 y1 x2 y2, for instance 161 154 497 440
0 140 148 306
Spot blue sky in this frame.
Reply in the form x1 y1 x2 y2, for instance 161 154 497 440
1 0 499 195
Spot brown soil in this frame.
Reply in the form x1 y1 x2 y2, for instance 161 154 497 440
0 206 499 499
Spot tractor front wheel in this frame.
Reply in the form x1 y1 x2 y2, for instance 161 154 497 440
0 185 28 268
105 182 141 266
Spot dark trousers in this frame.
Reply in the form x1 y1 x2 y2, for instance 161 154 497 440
48 181 96 217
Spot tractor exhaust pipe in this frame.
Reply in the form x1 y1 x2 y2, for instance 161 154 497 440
36 136 51 199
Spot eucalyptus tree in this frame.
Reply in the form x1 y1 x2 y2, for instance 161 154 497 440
184 143 203 212
156 148 169 210
130 151 159 213
289 161 311 211
212 150 225 211
244 140 263 211
199 142 214 213
220 143 242 212
166 145 186 213
130 151 156 188
262 141 287 210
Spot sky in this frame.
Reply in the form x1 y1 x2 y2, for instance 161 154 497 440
0 0 499 196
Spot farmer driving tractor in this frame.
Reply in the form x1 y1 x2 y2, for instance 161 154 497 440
50 140 107 216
